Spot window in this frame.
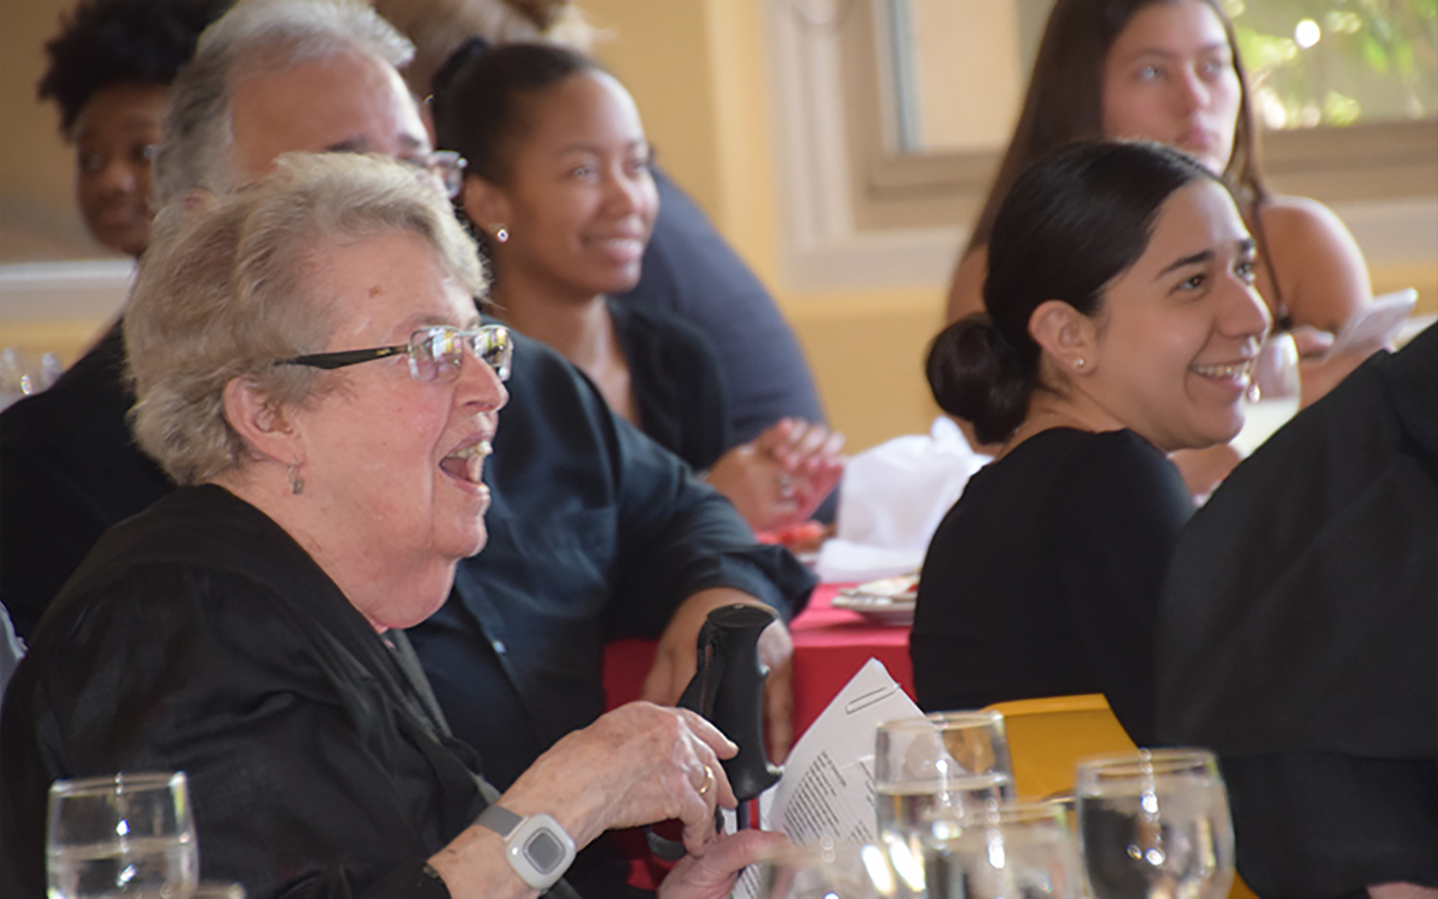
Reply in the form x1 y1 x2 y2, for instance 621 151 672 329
763 0 1438 290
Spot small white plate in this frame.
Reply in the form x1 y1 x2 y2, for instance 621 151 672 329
832 573 919 626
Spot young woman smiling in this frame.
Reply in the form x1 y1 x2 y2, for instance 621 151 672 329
432 41 842 533
912 141 1270 744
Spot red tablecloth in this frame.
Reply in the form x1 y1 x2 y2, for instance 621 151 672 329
602 583 916 742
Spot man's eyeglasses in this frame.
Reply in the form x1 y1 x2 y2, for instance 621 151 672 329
280 324 512 383
399 150 467 199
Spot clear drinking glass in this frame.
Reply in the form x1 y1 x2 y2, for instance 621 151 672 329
1075 749 1235 899
1231 332 1301 457
47 772 199 898
921 801 1083 899
874 711 1015 896
747 839 885 899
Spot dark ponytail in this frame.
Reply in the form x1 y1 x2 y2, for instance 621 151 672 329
929 140 1219 443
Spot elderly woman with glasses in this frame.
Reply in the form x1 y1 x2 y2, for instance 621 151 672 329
0 152 781 899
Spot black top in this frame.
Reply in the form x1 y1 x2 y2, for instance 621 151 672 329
0 485 575 899
608 299 732 473
0 322 173 637
1157 324 1438 897
611 169 825 445
910 428 1193 744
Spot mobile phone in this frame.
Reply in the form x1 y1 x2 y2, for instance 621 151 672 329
1325 289 1418 358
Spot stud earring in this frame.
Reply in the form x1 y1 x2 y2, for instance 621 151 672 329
288 463 305 496
1074 358 1086 370
491 225 509 243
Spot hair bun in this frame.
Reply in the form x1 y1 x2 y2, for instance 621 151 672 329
926 314 1035 445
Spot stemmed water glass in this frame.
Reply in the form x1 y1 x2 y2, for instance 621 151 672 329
747 839 885 899
47 771 199 898
1075 749 1234 899
874 711 1015 896
921 800 1082 899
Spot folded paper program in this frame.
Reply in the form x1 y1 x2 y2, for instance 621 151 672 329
817 418 990 582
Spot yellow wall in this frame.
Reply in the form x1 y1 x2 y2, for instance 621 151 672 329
0 0 107 259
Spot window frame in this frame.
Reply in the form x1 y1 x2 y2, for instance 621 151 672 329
762 0 1438 292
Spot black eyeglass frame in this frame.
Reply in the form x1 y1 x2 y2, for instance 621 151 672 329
279 323 511 383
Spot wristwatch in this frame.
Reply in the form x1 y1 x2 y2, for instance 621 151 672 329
476 804 576 890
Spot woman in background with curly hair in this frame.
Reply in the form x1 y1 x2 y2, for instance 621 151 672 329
38 0 231 257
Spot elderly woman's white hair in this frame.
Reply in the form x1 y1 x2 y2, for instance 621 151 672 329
373 0 595 99
128 152 487 486
155 0 415 204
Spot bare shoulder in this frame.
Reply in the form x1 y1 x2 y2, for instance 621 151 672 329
1258 194 1355 246
946 245 989 325
1255 194 1372 333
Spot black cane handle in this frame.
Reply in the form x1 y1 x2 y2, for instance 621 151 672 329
677 604 783 804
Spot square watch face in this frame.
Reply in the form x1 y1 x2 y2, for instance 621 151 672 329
524 830 565 872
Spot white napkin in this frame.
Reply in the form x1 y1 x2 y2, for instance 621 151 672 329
816 417 990 582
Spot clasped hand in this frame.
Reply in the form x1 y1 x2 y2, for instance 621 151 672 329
705 418 845 533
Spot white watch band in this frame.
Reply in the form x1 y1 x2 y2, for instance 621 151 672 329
477 805 576 890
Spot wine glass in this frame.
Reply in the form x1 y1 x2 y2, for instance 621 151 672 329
921 801 1082 899
1075 749 1235 899
47 772 199 898
874 711 1015 897
1231 332 1301 457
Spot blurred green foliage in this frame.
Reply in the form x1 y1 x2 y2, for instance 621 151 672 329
1224 0 1437 127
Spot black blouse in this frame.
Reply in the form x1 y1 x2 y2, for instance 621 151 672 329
0 486 579 899
910 428 1193 744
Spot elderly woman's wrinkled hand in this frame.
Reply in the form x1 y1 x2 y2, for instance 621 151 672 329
505 702 738 856
705 418 845 533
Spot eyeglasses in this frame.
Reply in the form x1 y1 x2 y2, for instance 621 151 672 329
399 150 467 199
280 324 512 383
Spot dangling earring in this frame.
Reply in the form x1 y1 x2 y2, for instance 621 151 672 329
491 225 509 243
288 463 305 496
1246 380 1261 403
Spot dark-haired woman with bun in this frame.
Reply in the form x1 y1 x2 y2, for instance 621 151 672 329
431 41 843 533
910 140 1270 744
